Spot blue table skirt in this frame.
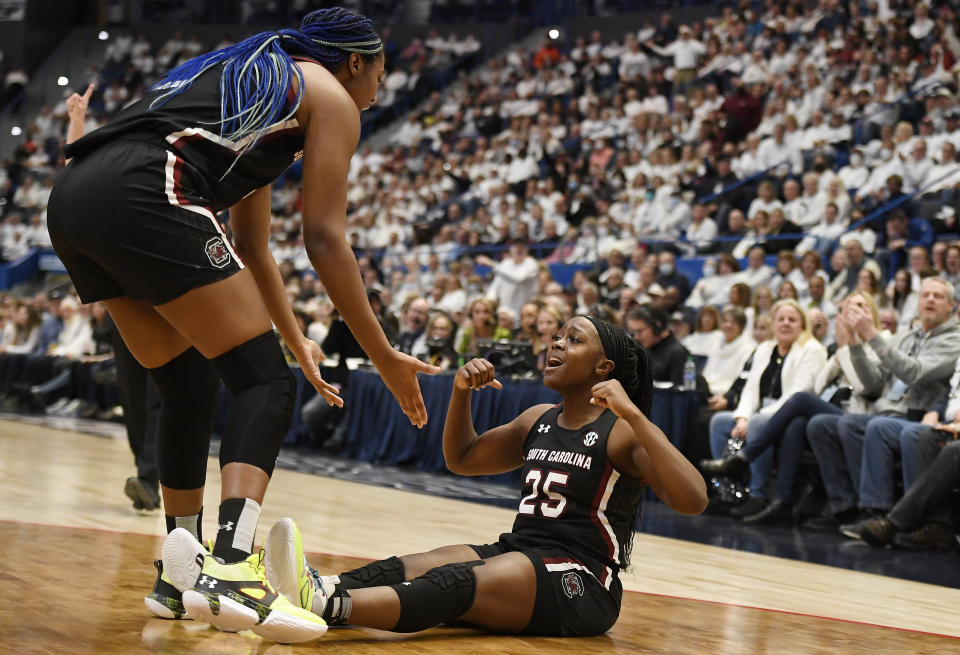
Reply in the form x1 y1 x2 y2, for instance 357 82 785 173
341 369 701 486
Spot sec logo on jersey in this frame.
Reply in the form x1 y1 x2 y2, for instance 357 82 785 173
583 431 599 447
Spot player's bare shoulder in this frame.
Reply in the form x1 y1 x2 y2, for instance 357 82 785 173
293 61 360 133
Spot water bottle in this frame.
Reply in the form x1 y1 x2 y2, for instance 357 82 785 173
683 356 697 391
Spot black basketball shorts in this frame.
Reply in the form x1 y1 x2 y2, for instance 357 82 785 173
469 538 622 637
47 140 243 305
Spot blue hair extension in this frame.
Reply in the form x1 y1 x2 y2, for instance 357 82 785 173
149 6 382 173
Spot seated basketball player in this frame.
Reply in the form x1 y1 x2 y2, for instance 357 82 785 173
163 316 707 641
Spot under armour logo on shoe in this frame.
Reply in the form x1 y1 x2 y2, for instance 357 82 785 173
538 424 551 434
219 521 234 532
198 576 217 589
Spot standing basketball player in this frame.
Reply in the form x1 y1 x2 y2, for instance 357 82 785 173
165 315 707 640
48 7 438 640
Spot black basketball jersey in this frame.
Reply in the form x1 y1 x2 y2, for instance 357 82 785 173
506 406 645 588
64 63 305 213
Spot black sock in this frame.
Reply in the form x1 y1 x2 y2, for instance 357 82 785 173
337 555 406 589
165 509 203 541
213 498 261 563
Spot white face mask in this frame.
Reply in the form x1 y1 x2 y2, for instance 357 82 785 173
702 263 717 277
659 263 674 276
850 153 863 167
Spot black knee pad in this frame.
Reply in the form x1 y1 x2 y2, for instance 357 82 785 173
213 331 295 477
150 347 219 490
390 560 483 633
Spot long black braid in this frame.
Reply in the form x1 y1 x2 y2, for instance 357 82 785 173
584 315 653 570
584 316 653 415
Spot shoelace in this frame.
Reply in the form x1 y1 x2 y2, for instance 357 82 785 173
248 550 271 587
306 563 326 599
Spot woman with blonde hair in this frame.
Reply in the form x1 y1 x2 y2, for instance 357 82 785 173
457 297 512 357
701 291 883 523
701 298 828 519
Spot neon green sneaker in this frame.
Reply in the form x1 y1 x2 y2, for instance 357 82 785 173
144 559 190 619
264 518 333 617
145 539 213 619
161 528 327 643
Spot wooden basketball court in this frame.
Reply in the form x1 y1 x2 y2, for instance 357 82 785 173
2 417 958 654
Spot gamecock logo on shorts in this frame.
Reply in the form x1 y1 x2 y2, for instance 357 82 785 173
561 571 584 598
205 237 231 269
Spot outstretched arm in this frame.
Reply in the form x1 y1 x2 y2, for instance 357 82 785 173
592 380 707 515
442 357 548 476
229 186 342 407
297 64 439 426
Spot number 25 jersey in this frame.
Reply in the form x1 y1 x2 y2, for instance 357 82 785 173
508 406 645 581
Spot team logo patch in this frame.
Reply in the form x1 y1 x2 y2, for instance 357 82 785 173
583 431 599 447
293 149 304 162
205 237 231 269
561 572 584 598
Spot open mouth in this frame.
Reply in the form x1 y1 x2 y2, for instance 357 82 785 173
546 356 563 369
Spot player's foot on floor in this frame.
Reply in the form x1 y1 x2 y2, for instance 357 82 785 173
125 476 161 511
162 528 327 643
264 517 332 617
145 558 190 619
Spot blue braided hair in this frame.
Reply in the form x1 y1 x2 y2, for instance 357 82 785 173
150 6 382 157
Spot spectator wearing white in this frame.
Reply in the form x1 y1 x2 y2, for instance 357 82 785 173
48 296 93 359
619 38 651 81
838 149 870 191
863 77 898 133
909 4 935 41
11 177 42 210
737 246 776 291
794 202 846 259
926 112 960 157
921 142 960 193
902 139 934 192
683 203 718 254
708 300 828 507
818 176 851 222
639 84 669 115
758 123 803 178
701 306 757 396
781 179 809 226
644 25 706 86
767 38 797 76
683 306 725 357
734 133 765 178
747 180 783 220
741 49 770 85
477 239 539 319
686 254 741 309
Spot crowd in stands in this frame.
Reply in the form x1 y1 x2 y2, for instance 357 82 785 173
3 0 960 551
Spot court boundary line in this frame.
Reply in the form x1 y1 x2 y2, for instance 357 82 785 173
2 517 957 641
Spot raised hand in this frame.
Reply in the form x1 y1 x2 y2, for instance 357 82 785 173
590 379 638 419
453 357 503 391
66 83 94 123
